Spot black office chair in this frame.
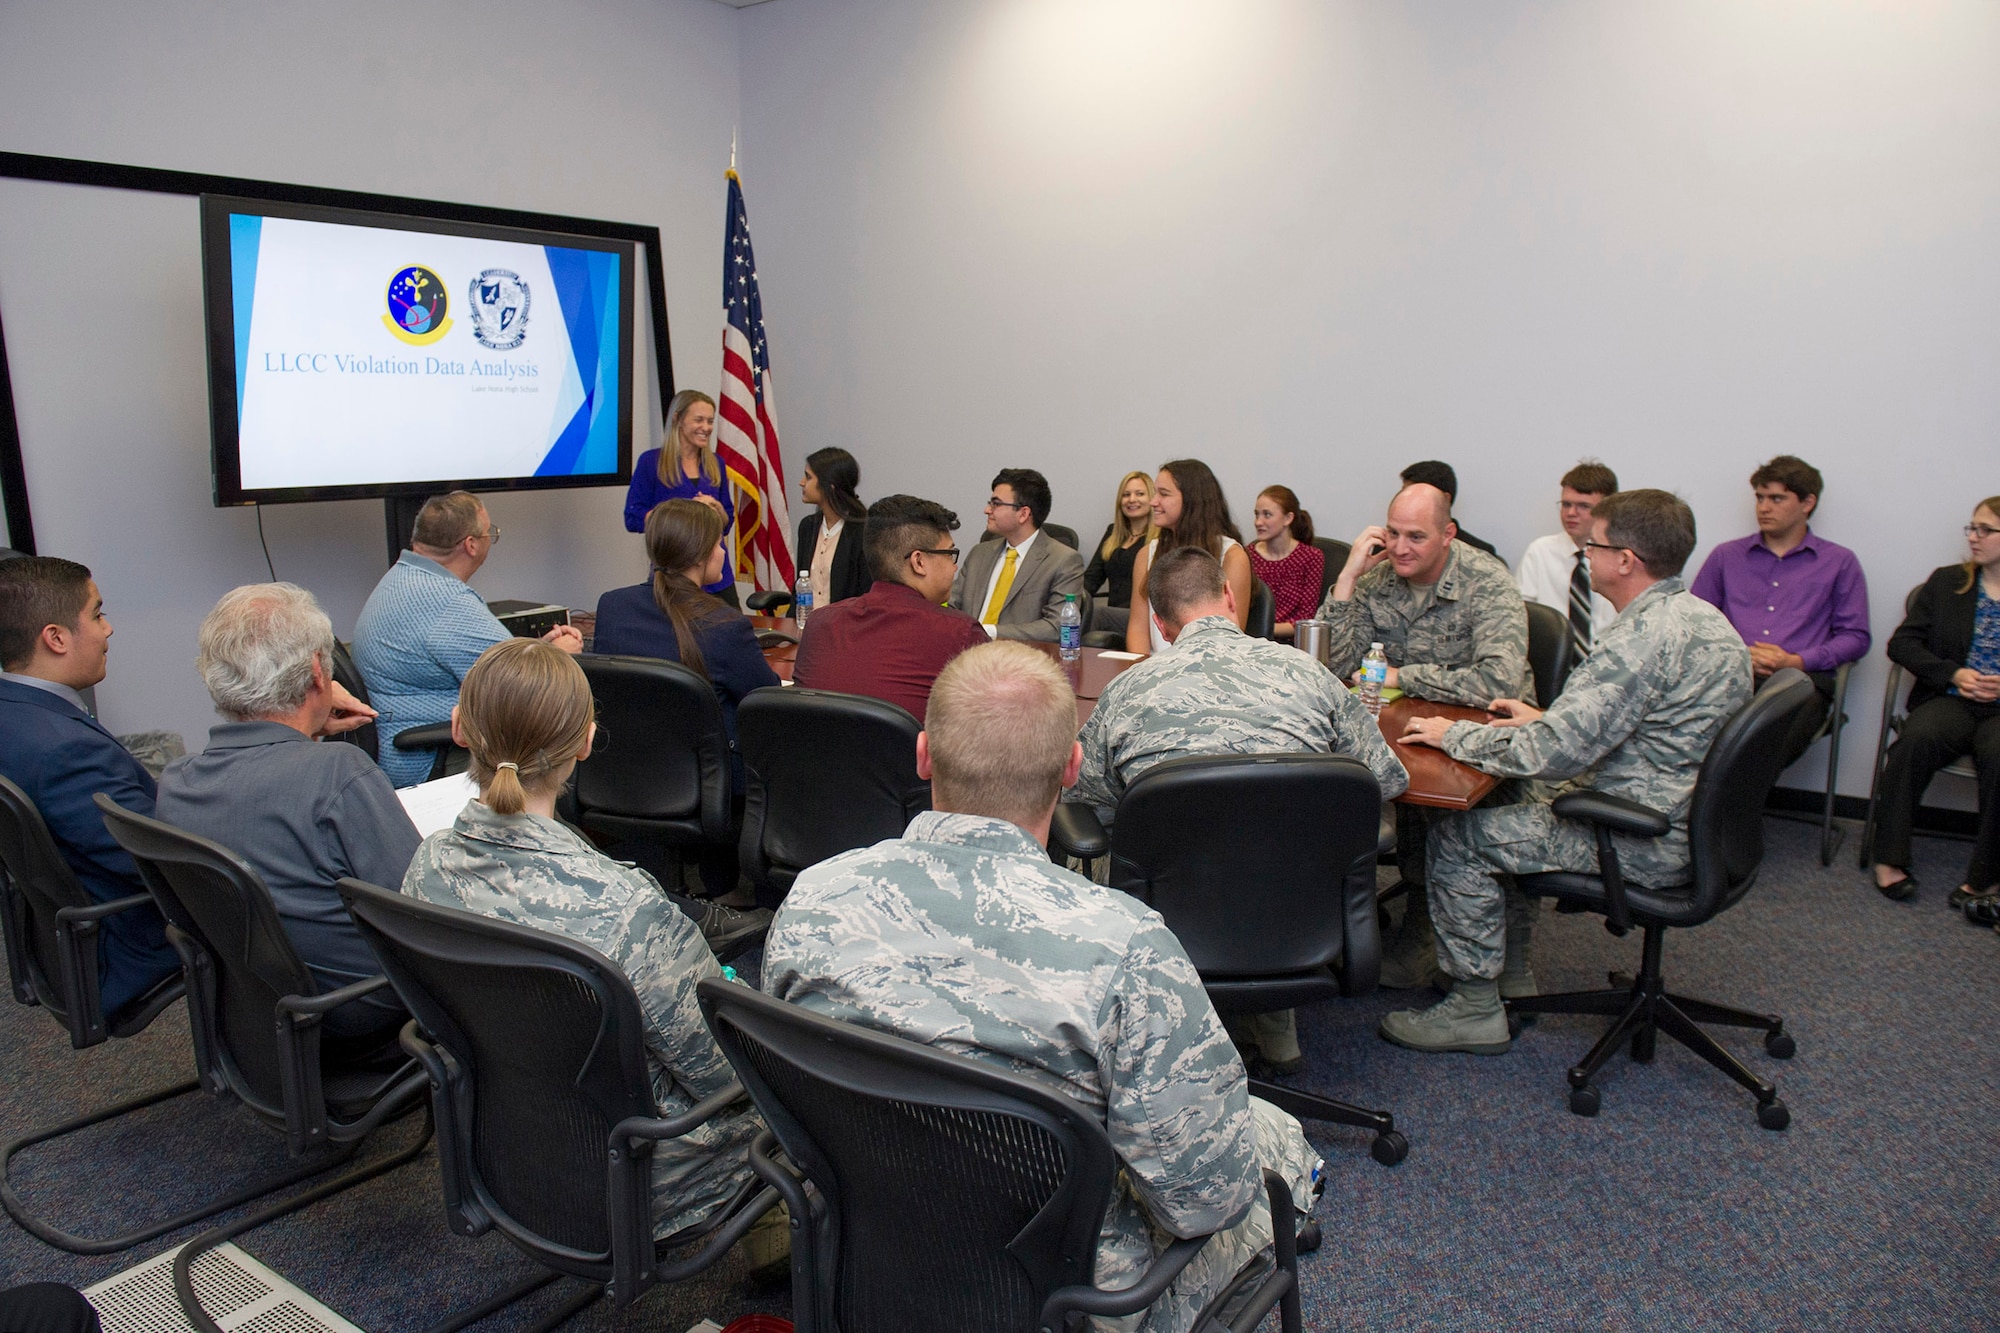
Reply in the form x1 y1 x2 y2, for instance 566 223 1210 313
977 523 1082 555
737 689 930 910
1053 753 1407 1166
0 776 217 1254
1506 669 1815 1129
1762 660 1852 866
1310 537 1351 608
337 878 782 1326
1524 601 1575 707
78 797 429 1307
1245 578 1277 641
570 654 737 886
699 978 1303 1333
329 638 462 778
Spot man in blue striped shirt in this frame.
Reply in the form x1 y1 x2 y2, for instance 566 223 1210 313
353 492 581 787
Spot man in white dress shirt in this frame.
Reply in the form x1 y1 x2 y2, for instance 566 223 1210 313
1515 460 1620 665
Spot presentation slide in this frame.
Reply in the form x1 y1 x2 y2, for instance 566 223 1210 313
210 201 630 499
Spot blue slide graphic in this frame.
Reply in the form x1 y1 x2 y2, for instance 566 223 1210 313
535 246 621 477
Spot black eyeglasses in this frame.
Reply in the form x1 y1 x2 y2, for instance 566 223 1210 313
986 497 1029 510
1581 540 1628 554
912 547 961 562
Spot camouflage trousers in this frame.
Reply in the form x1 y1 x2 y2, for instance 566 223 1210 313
1426 795 1692 982
1095 1098 1320 1333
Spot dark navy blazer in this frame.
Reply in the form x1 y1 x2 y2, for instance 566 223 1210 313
591 583 782 786
0 678 182 1014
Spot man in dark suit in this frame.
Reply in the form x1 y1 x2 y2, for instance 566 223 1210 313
0 557 181 1014
947 468 1087 641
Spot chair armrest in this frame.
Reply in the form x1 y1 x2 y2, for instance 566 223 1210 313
1050 803 1110 862
1550 790 1669 839
745 590 794 613
1043 1235 1211 1324
274 974 398 1154
52 891 158 1049
605 1081 758 1304
401 1023 493 1238
392 722 456 752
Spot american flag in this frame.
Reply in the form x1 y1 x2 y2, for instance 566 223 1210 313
715 169 793 591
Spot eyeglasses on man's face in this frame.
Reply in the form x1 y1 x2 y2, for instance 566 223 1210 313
1581 540 1629 555
912 546 960 562
985 497 1029 511
479 526 500 544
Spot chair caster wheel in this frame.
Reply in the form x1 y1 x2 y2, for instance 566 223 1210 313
1370 1131 1408 1166
1757 1099 1790 1131
1506 1014 1523 1038
1568 1084 1601 1117
1293 1220 1322 1254
1765 1031 1795 1059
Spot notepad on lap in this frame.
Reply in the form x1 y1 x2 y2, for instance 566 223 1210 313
396 771 479 838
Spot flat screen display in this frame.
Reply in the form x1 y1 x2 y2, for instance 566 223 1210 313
201 194 635 505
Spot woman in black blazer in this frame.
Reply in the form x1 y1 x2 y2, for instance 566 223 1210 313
1872 497 2000 910
594 498 780 792
795 447 869 607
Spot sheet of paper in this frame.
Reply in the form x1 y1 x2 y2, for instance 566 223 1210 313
396 771 478 838
1095 650 1144 660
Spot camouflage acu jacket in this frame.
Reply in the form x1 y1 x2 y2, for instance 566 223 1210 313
401 800 761 1238
1317 540 1534 707
1068 615 1409 823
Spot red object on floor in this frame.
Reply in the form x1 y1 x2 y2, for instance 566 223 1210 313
721 1318 793 1333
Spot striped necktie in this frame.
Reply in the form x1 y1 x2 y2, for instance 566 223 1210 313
1568 547 1593 659
982 546 1019 625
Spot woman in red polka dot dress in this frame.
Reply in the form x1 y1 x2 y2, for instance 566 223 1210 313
1248 485 1325 641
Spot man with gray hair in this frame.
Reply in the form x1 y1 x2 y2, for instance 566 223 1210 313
1389 490 1753 1055
765 641 1323 1333
155 583 419 1043
1068 544 1408 1075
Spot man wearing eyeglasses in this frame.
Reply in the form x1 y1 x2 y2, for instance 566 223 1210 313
947 469 1087 641
1690 455 1870 770
792 494 988 722
1386 490 1752 1056
352 490 582 787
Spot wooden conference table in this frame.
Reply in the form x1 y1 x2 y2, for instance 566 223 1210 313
749 617 1498 812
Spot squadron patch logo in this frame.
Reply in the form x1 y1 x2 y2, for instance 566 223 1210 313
468 268 530 351
383 266 452 346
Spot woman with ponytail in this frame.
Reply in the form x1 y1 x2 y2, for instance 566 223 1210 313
400 638 766 1241
594 498 780 785
1249 485 1326 641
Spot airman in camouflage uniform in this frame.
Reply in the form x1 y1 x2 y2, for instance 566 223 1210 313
1383 562 1753 1054
1068 614 1410 824
401 800 763 1238
1316 539 1536 709
763 808 1321 1333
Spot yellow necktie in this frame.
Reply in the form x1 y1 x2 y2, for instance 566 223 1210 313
981 547 1019 625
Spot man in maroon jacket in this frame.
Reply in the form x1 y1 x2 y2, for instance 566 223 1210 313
792 494 988 722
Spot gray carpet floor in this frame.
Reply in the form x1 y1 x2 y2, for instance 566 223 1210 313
3 817 1996 1330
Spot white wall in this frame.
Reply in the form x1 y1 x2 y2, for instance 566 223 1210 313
0 0 741 744
737 0 2000 799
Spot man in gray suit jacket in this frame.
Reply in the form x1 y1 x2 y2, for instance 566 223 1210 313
949 469 1088 642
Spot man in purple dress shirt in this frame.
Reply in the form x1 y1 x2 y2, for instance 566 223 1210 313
1690 455 1870 766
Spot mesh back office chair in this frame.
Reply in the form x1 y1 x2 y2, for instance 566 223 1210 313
329 639 461 778
569 654 737 882
1245 579 1276 641
85 797 429 1319
1761 661 1853 866
337 878 780 1326
1056 753 1407 1166
0 775 211 1254
1523 601 1575 707
737 689 930 910
700 979 1303 1333
1859 584 1979 869
1505 670 1815 1129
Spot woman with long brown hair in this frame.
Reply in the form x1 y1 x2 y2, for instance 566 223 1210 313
1871 496 2000 916
623 389 739 603
1084 470 1156 636
1249 485 1325 641
1124 459 1252 654
400 637 766 1242
594 499 779 789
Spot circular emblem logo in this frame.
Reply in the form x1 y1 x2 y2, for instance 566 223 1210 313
468 268 531 351
383 266 452 345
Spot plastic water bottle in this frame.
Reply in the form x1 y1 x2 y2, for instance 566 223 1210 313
1359 641 1389 716
1059 595 1082 661
793 570 813 628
